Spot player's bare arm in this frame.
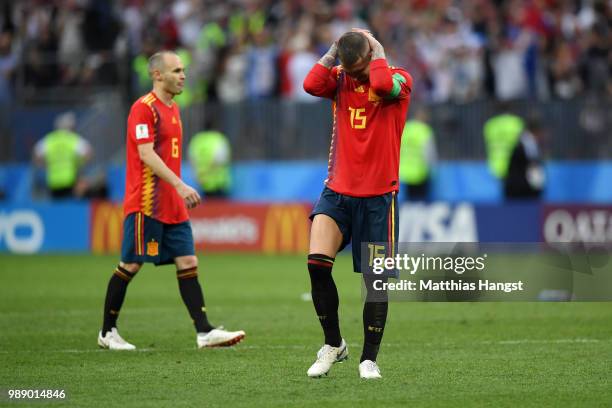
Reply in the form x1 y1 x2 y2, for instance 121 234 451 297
304 42 339 99
318 42 338 68
137 142 201 208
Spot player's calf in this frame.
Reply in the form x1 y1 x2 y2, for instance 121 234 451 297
361 276 388 365
308 254 342 347
176 266 216 333
101 264 139 335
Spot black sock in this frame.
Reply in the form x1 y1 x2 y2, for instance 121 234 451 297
177 267 215 333
308 254 341 347
361 276 388 362
102 265 137 334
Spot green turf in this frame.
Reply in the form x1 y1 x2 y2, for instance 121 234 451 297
0 254 611 407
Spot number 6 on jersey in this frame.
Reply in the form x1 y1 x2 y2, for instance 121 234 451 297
172 137 179 158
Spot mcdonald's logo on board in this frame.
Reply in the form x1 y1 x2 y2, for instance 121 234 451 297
262 204 310 254
90 202 123 254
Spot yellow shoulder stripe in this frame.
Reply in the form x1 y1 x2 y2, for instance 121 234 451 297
141 94 155 105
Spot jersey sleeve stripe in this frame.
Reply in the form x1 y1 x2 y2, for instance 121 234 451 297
141 94 155 105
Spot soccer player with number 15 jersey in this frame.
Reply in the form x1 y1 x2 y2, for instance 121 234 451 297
303 29 412 379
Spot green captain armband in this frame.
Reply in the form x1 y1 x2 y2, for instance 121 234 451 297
387 73 407 99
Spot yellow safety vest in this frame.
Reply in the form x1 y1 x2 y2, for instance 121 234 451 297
399 120 433 184
188 131 231 192
484 114 524 179
42 130 82 190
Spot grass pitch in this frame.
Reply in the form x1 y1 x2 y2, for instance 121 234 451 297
0 253 611 407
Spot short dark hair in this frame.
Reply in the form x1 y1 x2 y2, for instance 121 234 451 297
148 50 178 78
337 32 369 67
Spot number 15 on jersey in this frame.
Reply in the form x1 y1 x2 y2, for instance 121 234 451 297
348 107 366 129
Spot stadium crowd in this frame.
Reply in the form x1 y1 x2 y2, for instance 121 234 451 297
0 0 609 105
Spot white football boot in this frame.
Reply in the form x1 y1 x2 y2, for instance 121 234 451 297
307 338 348 378
97 328 136 350
197 327 245 348
359 360 382 379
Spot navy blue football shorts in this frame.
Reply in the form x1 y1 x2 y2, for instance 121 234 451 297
310 186 399 273
121 212 195 266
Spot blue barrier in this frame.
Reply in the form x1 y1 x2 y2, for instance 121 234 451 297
546 161 612 203
2 160 612 204
0 164 33 203
432 162 502 203
231 161 328 202
0 202 90 253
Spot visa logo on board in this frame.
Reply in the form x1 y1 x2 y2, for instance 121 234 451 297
398 203 477 242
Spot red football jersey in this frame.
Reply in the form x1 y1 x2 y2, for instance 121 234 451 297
304 59 412 197
123 92 189 224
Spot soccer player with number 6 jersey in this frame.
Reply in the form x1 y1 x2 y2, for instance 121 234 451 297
98 51 245 350
303 29 412 379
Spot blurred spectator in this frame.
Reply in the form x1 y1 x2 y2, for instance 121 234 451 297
188 119 231 199
578 0 611 95
483 103 524 180
399 107 437 202
216 43 247 103
329 0 369 40
56 0 84 85
132 36 157 95
172 0 205 48
245 28 278 99
491 29 532 101
0 31 16 104
23 10 58 88
505 114 546 200
0 0 606 102
549 40 583 99
33 112 92 199
286 23 318 102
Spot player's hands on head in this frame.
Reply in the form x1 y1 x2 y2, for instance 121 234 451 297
350 28 385 59
176 182 201 209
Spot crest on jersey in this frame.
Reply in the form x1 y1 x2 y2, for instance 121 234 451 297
172 116 177 124
146 239 159 256
355 85 365 93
